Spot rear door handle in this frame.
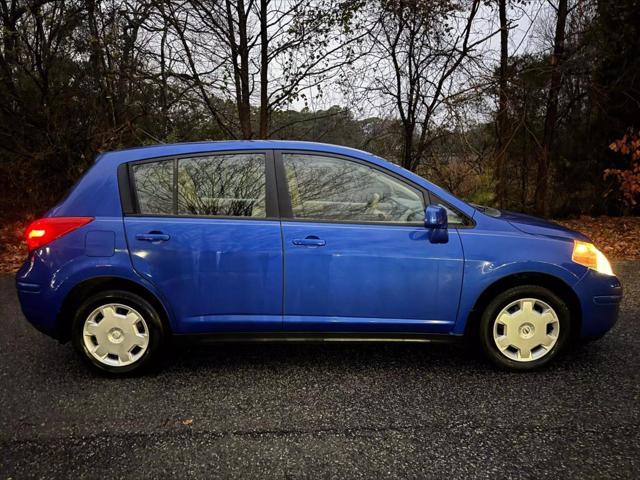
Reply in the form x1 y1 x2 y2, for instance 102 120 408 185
292 236 325 247
136 232 170 242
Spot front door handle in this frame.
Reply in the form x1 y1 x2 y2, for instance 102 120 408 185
292 236 326 247
136 232 170 242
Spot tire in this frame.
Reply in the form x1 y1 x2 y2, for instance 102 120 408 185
72 290 165 375
479 285 571 371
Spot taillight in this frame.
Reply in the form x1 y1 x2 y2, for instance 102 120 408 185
25 217 94 252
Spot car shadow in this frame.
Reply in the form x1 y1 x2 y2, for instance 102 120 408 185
164 340 479 371
18 327 612 384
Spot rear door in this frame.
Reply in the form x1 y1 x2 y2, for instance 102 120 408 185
123 150 283 334
276 151 464 333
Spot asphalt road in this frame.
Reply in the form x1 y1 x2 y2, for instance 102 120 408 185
1 263 639 479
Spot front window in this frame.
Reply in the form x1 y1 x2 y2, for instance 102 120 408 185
283 153 424 223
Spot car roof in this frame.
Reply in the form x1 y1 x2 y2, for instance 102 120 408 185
99 140 378 164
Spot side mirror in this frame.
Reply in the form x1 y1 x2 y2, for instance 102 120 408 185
424 205 448 244
425 205 448 228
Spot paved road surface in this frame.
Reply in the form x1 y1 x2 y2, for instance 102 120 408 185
1 263 639 478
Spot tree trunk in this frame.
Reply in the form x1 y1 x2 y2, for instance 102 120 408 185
159 22 168 137
236 0 252 139
495 0 509 208
258 0 269 138
535 0 568 216
226 0 252 139
401 124 415 171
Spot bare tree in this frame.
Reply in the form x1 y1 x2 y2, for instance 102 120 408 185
158 0 365 139
360 0 498 172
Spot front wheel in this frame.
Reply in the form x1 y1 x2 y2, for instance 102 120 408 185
72 290 165 375
479 285 571 371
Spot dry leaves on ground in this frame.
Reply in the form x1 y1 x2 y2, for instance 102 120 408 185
0 216 33 273
556 216 640 260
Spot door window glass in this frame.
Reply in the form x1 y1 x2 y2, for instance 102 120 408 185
178 153 266 217
283 153 424 223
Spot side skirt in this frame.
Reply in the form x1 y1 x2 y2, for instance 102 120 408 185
171 331 462 345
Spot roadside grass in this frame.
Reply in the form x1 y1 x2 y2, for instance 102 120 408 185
1 214 639 273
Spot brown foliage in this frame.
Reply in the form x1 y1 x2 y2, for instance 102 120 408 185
605 129 640 206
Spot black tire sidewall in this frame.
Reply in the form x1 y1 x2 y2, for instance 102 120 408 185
479 285 571 371
71 290 165 375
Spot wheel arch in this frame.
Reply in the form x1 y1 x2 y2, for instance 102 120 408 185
57 276 173 342
463 272 582 340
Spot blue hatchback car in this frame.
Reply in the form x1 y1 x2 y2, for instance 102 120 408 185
16 141 622 374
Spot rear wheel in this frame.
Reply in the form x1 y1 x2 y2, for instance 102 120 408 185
479 285 571 371
72 290 165 375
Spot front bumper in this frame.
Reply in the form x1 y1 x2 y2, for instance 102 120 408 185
574 269 622 339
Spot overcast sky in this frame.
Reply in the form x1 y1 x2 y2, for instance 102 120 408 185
294 1 556 119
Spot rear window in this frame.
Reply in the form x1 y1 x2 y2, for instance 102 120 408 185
177 154 265 217
131 153 266 218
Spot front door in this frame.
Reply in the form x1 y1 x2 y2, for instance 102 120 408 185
278 152 464 333
123 151 283 333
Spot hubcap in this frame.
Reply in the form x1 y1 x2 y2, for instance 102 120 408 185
82 303 149 367
492 298 560 362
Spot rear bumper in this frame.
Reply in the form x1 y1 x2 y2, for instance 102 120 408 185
574 270 622 338
16 278 62 339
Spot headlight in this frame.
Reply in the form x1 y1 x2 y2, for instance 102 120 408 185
572 241 614 276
